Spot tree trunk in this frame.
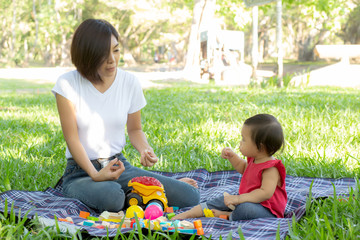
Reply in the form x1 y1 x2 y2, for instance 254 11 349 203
11 0 16 61
32 0 38 49
184 0 216 80
184 0 205 71
119 37 136 66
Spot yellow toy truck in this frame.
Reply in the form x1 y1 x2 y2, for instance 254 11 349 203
125 176 168 210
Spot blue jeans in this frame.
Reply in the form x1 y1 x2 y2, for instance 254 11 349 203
201 195 276 221
61 153 200 212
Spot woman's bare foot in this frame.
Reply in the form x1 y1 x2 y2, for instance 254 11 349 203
179 177 198 188
211 209 231 218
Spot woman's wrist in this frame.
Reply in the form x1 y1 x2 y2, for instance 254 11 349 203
88 168 100 181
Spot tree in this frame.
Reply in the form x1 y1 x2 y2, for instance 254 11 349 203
340 1 360 44
184 0 216 79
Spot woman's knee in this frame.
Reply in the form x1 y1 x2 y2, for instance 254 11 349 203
65 180 126 212
98 188 126 212
167 185 200 208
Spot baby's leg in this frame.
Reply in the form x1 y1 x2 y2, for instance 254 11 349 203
172 205 203 220
173 195 231 220
231 202 276 221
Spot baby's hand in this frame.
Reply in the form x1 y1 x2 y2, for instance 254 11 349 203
224 194 239 208
221 147 234 160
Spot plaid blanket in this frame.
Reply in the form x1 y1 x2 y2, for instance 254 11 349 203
0 169 357 239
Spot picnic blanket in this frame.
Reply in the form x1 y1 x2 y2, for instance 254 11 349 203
0 169 357 239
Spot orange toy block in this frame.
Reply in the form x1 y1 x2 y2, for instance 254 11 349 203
193 219 202 229
79 211 90 219
165 207 174 213
197 227 204 235
219 215 229 220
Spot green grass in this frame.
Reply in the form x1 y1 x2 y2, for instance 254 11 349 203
0 77 360 239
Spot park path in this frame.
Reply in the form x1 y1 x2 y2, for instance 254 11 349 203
0 63 359 89
0 66 183 89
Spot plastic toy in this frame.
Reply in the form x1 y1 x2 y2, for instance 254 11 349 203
125 176 168 210
165 207 174 213
167 212 176 220
125 205 145 219
193 219 204 235
79 211 90 219
144 202 164 220
203 208 214 217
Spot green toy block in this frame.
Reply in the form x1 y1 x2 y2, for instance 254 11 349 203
167 213 176 220
87 216 99 221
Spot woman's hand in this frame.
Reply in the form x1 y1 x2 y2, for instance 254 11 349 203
140 148 158 167
92 158 125 182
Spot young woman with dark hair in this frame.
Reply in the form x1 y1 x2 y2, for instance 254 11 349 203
52 19 199 212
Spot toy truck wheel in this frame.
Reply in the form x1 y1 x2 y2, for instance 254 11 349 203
126 193 143 207
147 199 164 210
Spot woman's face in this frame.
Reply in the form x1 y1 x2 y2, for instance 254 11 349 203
97 34 120 82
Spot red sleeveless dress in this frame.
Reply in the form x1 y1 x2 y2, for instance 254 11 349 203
239 157 287 218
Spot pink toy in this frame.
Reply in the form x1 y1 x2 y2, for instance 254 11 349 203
144 203 163 220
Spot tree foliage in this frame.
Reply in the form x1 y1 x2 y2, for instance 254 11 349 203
0 0 192 67
0 0 358 67
216 0 357 61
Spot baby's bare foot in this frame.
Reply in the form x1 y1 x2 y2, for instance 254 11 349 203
211 209 231 218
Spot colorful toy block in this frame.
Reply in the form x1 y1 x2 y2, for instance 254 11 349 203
83 221 94 227
193 219 202 229
104 211 125 219
101 221 110 227
179 228 197 234
102 219 123 223
166 212 176 220
219 215 229 220
165 207 173 213
180 220 194 229
130 219 136 228
87 216 99 221
197 227 204 235
79 211 90 219
154 216 167 222
99 211 111 220
152 221 161 230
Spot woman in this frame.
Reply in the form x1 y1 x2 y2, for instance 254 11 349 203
52 19 200 212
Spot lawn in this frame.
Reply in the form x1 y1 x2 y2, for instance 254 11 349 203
0 77 359 239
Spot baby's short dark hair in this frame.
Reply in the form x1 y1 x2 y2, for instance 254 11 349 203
244 114 284 156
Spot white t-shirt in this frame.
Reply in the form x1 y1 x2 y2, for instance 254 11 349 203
52 68 146 160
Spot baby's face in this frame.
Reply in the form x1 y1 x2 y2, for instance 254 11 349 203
239 125 258 158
